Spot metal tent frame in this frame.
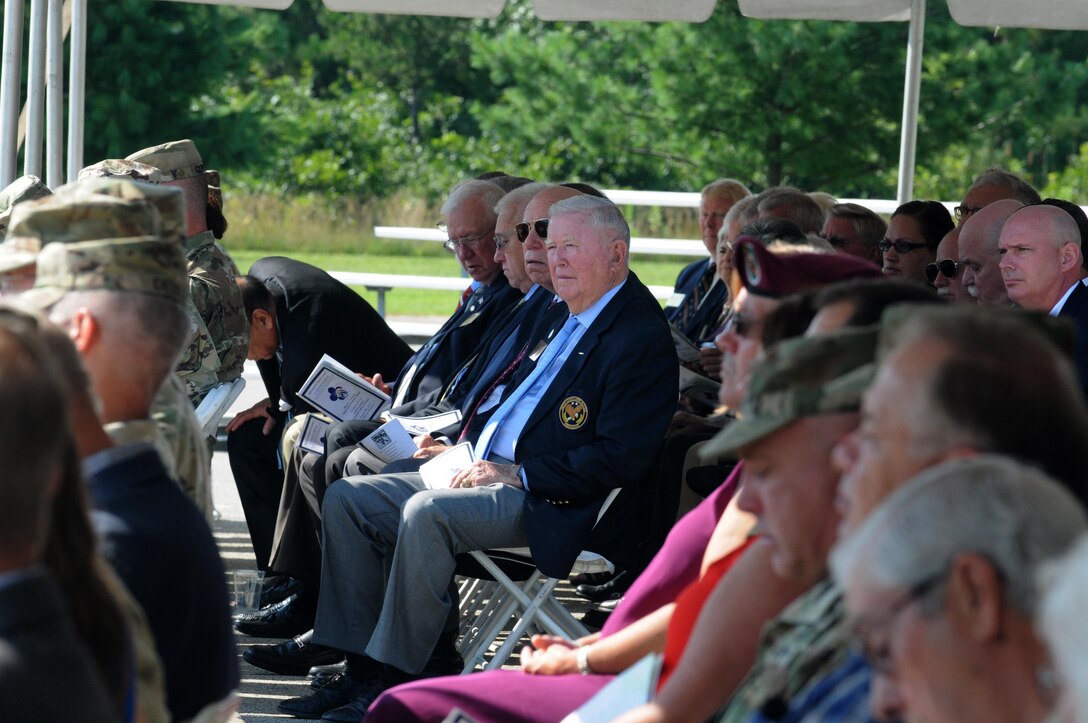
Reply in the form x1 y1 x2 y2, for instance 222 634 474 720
2 0 1086 198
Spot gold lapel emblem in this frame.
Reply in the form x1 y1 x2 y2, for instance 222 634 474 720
559 396 589 430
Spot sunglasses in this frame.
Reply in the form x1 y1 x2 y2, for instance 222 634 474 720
721 311 763 340
925 259 960 284
953 205 982 223
515 218 549 243
878 239 929 254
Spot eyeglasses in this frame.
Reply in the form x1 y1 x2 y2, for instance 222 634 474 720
721 311 763 340
851 568 949 675
878 239 929 254
493 232 512 251
954 205 982 223
515 218 549 243
925 259 960 284
436 224 492 254
822 234 852 249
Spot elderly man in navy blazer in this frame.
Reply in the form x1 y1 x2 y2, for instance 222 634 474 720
276 195 678 721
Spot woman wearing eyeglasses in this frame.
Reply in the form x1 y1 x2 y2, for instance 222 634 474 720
880 201 954 286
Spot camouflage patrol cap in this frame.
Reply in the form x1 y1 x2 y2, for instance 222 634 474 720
60 177 186 244
0 175 52 237
22 237 187 310
702 326 878 459
77 159 169 185
125 139 205 181
0 192 162 275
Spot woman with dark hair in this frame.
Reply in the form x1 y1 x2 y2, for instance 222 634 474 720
881 200 954 285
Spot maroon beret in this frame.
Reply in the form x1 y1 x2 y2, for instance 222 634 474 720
734 236 884 298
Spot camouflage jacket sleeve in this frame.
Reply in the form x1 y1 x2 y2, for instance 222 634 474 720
176 297 222 404
186 234 249 385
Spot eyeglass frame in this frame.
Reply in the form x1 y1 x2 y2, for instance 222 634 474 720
720 309 765 340
850 566 950 676
436 222 494 255
925 259 960 284
954 205 982 223
878 239 930 255
515 218 549 243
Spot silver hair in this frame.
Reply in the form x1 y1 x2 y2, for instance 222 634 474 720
494 182 551 218
831 455 1087 615
548 195 631 245
826 202 887 246
724 195 760 231
702 178 752 205
1040 534 1088 723
439 179 505 219
755 187 825 234
968 167 1041 206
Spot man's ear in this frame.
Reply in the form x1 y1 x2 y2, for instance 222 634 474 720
252 308 274 331
1060 242 1082 273
946 552 1004 643
609 239 628 269
69 307 99 353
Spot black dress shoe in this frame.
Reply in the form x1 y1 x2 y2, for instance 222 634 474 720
277 671 370 719
568 570 613 587
309 659 347 683
575 570 631 603
320 673 395 722
234 593 316 638
243 630 344 676
258 575 307 609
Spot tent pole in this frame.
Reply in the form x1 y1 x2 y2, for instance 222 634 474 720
896 0 926 205
0 0 25 188
25 0 48 179
45 0 64 189
66 0 86 182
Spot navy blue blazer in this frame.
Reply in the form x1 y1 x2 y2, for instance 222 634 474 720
0 570 115 722
250 257 413 416
664 258 713 323
390 273 522 407
490 272 677 577
1058 280 1088 398
88 444 239 722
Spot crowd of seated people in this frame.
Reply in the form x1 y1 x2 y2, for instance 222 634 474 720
5 160 1088 723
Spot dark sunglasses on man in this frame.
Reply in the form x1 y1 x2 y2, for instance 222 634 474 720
925 259 960 284
515 218 549 243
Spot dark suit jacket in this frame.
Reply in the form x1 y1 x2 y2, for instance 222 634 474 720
477 273 677 577
249 257 413 416
390 273 521 408
664 258 713 322
1058 280 1088 398
88 444 239 722
0 570 115 722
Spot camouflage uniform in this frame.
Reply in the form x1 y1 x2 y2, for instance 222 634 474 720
15 183 214 518
714 579 849 723
125 140 249 405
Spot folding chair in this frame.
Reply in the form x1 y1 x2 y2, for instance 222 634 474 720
456 488 621 672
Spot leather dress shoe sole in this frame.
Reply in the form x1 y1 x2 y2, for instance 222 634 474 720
574 570 631 603
234 593 316 638
277 672 369 719
244 635 344 676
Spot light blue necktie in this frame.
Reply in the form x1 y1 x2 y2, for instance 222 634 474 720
474 314 580 459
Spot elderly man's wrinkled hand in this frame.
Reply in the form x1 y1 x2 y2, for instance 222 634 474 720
450 460 522 489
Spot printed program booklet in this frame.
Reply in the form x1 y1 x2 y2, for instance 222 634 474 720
298 354 390 422
419 442 477 489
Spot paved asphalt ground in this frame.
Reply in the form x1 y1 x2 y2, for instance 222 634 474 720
212 360 598 721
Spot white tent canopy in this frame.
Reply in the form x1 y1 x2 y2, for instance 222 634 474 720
2 0 1086 196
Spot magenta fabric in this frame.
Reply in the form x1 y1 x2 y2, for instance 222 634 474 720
366 669 615 722
600 464 740 634
365 465 741 723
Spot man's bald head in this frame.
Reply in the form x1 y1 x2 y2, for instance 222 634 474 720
521 186 583 289
999 204 1085 311
958 199 1023 305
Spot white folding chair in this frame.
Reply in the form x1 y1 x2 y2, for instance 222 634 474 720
456 487 621 672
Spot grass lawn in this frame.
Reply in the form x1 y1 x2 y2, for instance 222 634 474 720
229 250 695 317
